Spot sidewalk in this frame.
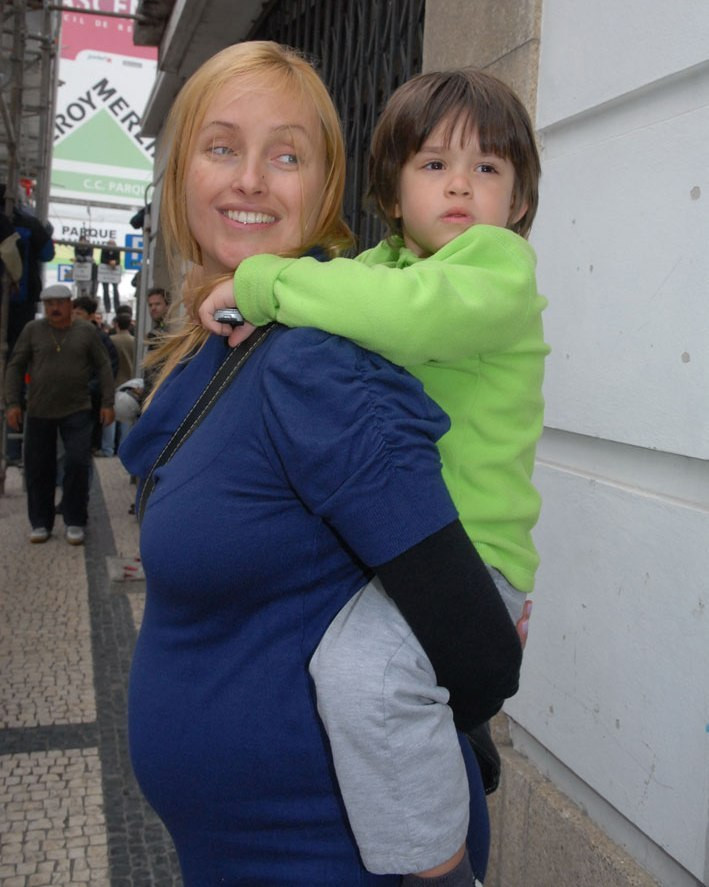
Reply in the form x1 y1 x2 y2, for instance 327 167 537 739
0 458 182 886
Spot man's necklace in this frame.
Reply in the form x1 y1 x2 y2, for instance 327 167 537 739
48 326 71 352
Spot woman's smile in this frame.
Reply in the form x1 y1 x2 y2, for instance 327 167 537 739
221 209 277 225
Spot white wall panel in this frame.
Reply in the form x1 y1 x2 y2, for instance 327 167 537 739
534 64 709 458
537 0 709 127
522 2 709 881
508 459 709 879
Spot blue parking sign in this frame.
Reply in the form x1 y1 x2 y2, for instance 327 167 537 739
124 234 143 271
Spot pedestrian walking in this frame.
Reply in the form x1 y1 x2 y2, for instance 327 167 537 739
4 284 115 544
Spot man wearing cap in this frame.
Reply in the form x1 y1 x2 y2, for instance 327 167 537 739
4 284 115 545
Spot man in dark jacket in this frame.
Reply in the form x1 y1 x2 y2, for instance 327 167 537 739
0 183 55 355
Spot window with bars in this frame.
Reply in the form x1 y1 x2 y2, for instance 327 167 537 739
250 0 425 250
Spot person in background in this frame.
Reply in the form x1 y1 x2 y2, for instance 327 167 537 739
99 238 122 314
111 313 135 388
73 234 95 299
119 41 521 887
0 183 55 353
142 286 171 395
115 302 135 334
93 309 109 332
0 206 22 287
110 312 135 452
72 296 119 456
146 287 170 338
1 184 55 464
5 284 114 545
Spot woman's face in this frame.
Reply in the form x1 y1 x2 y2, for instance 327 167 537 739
185 82 327 274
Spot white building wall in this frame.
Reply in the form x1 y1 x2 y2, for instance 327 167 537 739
506 1 709 883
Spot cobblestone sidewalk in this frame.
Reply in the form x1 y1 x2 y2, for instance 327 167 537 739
0 459 182 886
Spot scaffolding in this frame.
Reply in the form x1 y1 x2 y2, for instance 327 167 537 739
0 0 62 493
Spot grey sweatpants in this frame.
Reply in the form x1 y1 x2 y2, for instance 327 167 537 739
309 570 525 875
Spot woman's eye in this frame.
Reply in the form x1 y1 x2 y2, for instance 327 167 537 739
208 144 233 157
276 152 299 166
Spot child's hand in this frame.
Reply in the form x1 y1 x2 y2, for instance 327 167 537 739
198 278 257 347
516 598 533 649
198 278 239 335
224 321 256 348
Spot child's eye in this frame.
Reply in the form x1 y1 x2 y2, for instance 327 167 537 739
476 162 498 174
423 160 445 171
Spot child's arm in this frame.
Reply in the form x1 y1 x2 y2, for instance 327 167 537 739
375 519 523 732
220 225 538 366
311 520 521 878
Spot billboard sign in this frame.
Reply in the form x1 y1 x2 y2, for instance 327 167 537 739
51 1 157 209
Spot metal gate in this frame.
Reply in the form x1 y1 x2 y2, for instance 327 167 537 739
250 0 425 249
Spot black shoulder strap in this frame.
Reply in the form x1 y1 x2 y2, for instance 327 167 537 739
137 323 277 524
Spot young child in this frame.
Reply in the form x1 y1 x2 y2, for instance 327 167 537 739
200 67 547 884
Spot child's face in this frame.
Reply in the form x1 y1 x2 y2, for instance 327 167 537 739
394 117 526 258
185 83 327 274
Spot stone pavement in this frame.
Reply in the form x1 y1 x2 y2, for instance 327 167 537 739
0 458 182 886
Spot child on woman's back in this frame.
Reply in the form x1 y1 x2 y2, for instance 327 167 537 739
201 68 548 886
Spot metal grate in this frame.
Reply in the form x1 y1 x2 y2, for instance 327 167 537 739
250 0 425 250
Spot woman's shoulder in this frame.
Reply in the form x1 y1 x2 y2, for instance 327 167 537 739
264 324 360 359
259 326 449 432
262 326 415 388
255 327 454 565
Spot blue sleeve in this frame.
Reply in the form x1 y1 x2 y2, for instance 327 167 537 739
39 235 55 263
260 328 458 566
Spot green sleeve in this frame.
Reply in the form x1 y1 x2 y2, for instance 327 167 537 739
235 225 539 367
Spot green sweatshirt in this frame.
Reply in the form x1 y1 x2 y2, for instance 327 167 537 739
236 224 549 592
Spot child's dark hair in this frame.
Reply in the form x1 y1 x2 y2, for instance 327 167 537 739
368 68 541 239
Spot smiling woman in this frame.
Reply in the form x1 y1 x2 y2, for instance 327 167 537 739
142 41 352 393
184 89 327 274
160 42 350 273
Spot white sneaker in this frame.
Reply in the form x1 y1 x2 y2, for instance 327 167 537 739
66 526 85 545
30 527 50 544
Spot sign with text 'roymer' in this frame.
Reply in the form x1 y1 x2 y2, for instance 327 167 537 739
51 2 157 209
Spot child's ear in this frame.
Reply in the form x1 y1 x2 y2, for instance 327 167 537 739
508 200 529 227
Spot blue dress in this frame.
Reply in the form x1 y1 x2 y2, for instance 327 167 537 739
121 327 484 885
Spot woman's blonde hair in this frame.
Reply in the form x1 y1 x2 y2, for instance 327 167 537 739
146 41 353 400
